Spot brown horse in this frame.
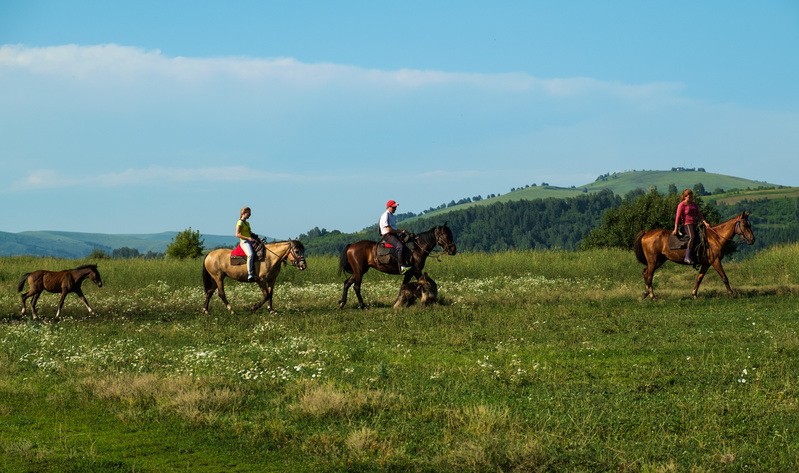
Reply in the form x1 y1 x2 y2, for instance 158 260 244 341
634 212 755 299
338 224 456 309
202 239 306 314
18 264 103 319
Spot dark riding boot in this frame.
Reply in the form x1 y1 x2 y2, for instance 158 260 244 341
684 248 695 265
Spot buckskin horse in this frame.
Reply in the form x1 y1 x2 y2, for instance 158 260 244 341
202 239 306 314
18 264 103 319
338 224 456 309
634 212 755 299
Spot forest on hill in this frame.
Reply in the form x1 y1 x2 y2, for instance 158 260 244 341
300 187 799 256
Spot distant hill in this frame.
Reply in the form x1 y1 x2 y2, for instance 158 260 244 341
0 231 239 258
414 169 783 220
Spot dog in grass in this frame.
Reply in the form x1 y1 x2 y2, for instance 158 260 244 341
394 272 438 309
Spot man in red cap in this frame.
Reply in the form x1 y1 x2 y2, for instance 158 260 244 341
379 199 411 274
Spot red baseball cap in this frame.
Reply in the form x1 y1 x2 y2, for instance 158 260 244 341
386 199 398 208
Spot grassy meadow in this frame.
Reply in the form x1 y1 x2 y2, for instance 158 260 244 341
2 245 799 471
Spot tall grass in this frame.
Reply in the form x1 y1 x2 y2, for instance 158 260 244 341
1 245 799 471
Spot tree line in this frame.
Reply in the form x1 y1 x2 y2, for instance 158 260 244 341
105 189 799 259
299 187 799 257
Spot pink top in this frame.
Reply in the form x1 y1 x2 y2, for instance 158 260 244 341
675 201 705 226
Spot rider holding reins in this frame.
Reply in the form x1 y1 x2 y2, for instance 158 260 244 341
379 199 411 275
673 189 709 265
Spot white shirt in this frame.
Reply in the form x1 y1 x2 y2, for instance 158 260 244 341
379 209 397 236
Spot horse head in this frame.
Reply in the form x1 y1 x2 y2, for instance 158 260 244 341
80 264 103 288
435 223 457 255
288 240 307 270
736 212 755 245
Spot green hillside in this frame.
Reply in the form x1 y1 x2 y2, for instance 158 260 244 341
414 169 784 221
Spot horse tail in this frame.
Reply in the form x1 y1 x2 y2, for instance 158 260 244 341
201 255 215 293
633 230 647 265
338 245 352 276
17 272 31 292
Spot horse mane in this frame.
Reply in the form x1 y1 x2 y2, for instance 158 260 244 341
267 240 305 251
76 264 98 271
413 226 438 248
290 239 305 251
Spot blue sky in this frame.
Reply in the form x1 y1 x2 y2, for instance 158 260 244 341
1 1 797 239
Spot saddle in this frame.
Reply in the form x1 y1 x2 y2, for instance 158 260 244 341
376 234 414 266
230 239 266 265
668 230 690 250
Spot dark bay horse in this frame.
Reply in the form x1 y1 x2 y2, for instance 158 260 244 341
338 224 456 309
18 264 103 319
634 212 755 299
202 239 306 314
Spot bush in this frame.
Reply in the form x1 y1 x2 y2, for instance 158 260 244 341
166 228 205 259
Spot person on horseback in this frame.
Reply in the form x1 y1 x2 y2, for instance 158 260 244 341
673 189 708 264
379 199 411 274
236 206 259 281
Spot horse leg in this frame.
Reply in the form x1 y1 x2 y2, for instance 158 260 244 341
202 286 216 314
691 265 710 299
642 263 656 300
215 278 234 314
74 288 95 315
252 280 274 313
339 275 355 309
352 275 368 309
20 291 31 317
55 291 68 319
30 293 41 320
710 261 734 296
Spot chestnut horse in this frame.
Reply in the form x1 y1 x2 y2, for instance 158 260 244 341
634 212 754 299
18 264 103 319
202 239 306 314
338 224 456 309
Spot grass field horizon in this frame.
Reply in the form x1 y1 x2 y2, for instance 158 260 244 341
2 244 799 471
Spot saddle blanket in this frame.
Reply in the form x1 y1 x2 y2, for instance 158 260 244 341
230 242 265 265
668 233 689 250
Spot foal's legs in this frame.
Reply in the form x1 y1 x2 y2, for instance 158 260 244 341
30 293 42 319
55 291 69 319
73 288 95 315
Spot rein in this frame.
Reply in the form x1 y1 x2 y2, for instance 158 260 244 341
705 218 743 244
701 217 747 262
263 240 304 267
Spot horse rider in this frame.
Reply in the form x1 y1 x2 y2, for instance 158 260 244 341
379 199 411 274
236 206 260 281
673 188 709 264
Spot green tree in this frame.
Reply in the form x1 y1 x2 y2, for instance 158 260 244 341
166 228 205 259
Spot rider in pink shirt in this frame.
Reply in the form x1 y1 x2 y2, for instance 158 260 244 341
673 189 709 264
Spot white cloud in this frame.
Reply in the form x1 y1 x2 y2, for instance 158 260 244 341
9 165 330 190
0 44 680 101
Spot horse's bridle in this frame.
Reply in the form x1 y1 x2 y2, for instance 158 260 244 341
434 226 456 255
264 240 306 268
287 242 306 268
706 216 753 244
